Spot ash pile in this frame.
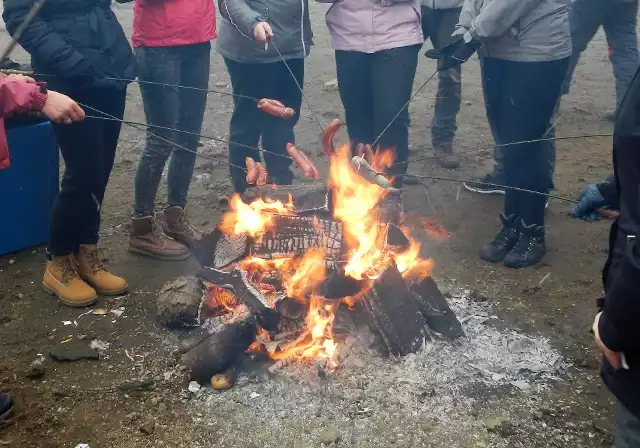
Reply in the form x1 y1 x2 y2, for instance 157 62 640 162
157 147 464 389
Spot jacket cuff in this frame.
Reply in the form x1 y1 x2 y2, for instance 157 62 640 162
30 90 48 111
598 312 627 353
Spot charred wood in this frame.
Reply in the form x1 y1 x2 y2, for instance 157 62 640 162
410 277 464 339
361 263 430 357
157 276 205 328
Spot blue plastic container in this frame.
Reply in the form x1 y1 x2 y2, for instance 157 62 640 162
0 120 58 255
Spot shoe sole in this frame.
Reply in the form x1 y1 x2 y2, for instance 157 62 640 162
128 246 191 261
463 182 505 195
42 283 98 307
0 405 13 421
77 275 128 297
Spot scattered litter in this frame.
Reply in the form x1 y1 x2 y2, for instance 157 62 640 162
60 337 73 344
188 381 201 393
62 321 73 326
93 309 108 316
89 339 110 352
249 392 261 399
124 349 135 362
8 259 15 265
539 273 551 285
74 444 89 448
110 307 125 317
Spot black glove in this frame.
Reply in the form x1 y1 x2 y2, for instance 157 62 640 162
425 37 482 71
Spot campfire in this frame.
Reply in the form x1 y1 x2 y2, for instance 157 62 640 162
157 124 463 388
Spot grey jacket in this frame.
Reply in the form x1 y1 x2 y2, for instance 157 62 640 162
421 0 464 9
216 0 312 63
456 0 571 62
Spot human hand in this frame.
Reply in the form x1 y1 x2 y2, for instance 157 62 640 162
253 21 273 43
593 312 624 370
41 90 85 124
425 36 482 71
570 184 605 221
7 73 36 84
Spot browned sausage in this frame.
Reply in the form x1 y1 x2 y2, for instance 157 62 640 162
245 157 259 184
256 162 268 186
322 119 342 156
257 98 296 119
355 143 365 158
286 143 313 178
364 144 375 165
296 149 321 181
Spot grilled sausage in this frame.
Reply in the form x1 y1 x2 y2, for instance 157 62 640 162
296 149 321 180
256 162 268 186
245 157 259 184
286 143 314 178
322 119 342 156
257 98 295 119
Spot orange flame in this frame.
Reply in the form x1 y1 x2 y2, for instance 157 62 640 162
282 249 326 299
220 194 293 237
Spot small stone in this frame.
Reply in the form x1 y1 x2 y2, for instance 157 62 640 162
319 426 341 445
150 396 163 406
118 378 155 392
188 381 201 393
49 340 99 362
484 417 515 437
139 420 155 435
470 289 488 303
323 79 339 92
540 407 554 416
26 364 46 379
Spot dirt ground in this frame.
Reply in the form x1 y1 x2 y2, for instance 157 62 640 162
0 3 627 447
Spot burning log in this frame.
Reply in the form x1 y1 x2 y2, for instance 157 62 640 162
360 262 430 357
181 312 257 384
242 183 331 214
409 277 464 340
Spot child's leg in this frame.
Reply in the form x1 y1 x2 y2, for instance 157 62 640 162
335 50 374 151
224 57 264 193
371 45 420 183
261 58 304 185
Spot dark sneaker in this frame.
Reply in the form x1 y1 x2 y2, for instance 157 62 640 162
435 146 460 170
603 109 617 123
0 393 14 421
463 171 505 195
479 213 519 263
504 220 546 269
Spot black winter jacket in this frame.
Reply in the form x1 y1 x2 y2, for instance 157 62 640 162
2 0 135 91
600 65 640 418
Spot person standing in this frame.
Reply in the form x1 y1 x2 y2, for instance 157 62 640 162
429 0 571 268
125 0 216 260
0 74 86 420
320 0 423 186
562 0 639 122
421 0 463 169
593 66 640 447
4 0 136 306
217 0 312 194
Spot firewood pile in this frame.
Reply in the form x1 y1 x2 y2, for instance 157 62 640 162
157 143 464 389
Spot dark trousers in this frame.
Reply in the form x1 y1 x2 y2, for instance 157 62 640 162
335 45 420 183
562 0 639 109
481 56 557 189
134 43 211 217
616 400 640 448
422 6 462 149
482 57 569 226
224 57 303 193
49 87 126 256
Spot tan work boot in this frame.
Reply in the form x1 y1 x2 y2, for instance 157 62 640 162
129 216 190 261
163 206 203 248
43 256 97 307
435 146 460 170
74 244 128 296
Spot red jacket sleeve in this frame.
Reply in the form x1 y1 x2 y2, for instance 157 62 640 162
0 77 47 118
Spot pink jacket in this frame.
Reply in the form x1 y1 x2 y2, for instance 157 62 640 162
132 0 216 48
0 78 48 171
321 0 423 53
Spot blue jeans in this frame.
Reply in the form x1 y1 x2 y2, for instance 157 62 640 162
133 43 211 217
562 0 640 109
616 400 640 448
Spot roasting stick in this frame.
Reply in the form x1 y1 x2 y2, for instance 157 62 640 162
0 0 46 63
80 104 607 204
271 42 326 133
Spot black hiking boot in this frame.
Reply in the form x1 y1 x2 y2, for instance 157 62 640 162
479 214 519 263
463 171 505 195
0 393 14 421
504 220 546 269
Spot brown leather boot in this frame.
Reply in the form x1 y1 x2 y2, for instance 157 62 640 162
75 245 128 296
43 256 97 307
163 206 203 248
129 216 190 261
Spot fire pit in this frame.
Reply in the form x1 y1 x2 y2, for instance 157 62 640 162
157 144 463 387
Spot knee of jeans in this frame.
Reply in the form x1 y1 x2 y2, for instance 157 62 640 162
142 141 174 161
